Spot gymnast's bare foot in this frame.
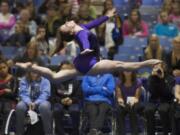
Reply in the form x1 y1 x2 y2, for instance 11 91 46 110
15 62 32 69
146 59 162 67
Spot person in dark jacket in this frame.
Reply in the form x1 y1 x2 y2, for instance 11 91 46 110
171 77 180 135
0 59 16 134
144 63 175 135
53 61 82 135
81 73 115 135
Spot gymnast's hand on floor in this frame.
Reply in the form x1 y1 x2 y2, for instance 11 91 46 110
80 49 94 55
15 62 32 69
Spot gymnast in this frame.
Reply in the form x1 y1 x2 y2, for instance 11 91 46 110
16 8 161 82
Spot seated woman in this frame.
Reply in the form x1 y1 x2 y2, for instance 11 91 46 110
53 61 83 135
0 0 16 44
81 73 115 135
15 64 52 135
168 2 180 30
15 8 160 83
5 20 31 46
122 9 148 37
116 71 143 135
31 25 49 57
144 63 175 135
144 34 164 60
0 59 16 134
165 36 180 77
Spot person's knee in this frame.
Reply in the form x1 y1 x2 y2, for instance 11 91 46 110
144 104 156 115
158 104 170 114
39 101 51 112
69 105 80 116
117 105 126 115
54 103 63 112
16 102 27 112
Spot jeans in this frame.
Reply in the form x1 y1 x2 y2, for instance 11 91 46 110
53 103 80 135
15 101 52 135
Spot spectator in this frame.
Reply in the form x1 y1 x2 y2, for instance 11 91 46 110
13 41 44 65
78 3 93 24
80 0 97 19
31 25 49 56
169 2 180 30
53 61 82 135
122 9 148 37
10 41 45 77
5 20 31 46
144 63 175 135
0 59 16 134
24 0 36 21
154 11 178 38
116 71 143 135
0 0 16 44
45 4 61 38
172 77 180 135
38 0 55 14
58 2 72 25
81 73 115 135
165 36 180 77
18 9 37 36
15 66 52 135
144 34 164 60
96 0 115 47
161 0 173 14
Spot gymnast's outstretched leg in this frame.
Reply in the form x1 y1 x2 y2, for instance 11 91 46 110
87 59 161 75
16 62 81 82
16 59 160 82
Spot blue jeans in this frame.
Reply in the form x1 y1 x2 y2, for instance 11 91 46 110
15 101 52 135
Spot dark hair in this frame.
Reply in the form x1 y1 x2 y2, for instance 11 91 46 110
128 9 142 31
47 4 58 11
0 0 9 5
0 59 8 66
119 71 137 85
59 60 73 69
56 31 74 52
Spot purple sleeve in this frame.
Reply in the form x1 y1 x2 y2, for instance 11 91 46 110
77 31 91 50
82 16 109 29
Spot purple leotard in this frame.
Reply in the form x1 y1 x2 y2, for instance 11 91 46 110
73 16 109 74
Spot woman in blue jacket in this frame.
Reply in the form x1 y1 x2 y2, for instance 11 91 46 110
15 70 52 135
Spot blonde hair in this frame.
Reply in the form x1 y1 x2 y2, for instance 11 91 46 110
145 35 163 60
172 36 180 65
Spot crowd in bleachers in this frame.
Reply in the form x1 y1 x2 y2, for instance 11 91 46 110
0 0 180 135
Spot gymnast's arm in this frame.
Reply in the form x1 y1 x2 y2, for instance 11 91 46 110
83 8 116 29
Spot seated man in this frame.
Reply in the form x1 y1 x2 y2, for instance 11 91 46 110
154 11 178 38
0 60 16 134
81 73 115 135
53 61 82 135
15 65 52 135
